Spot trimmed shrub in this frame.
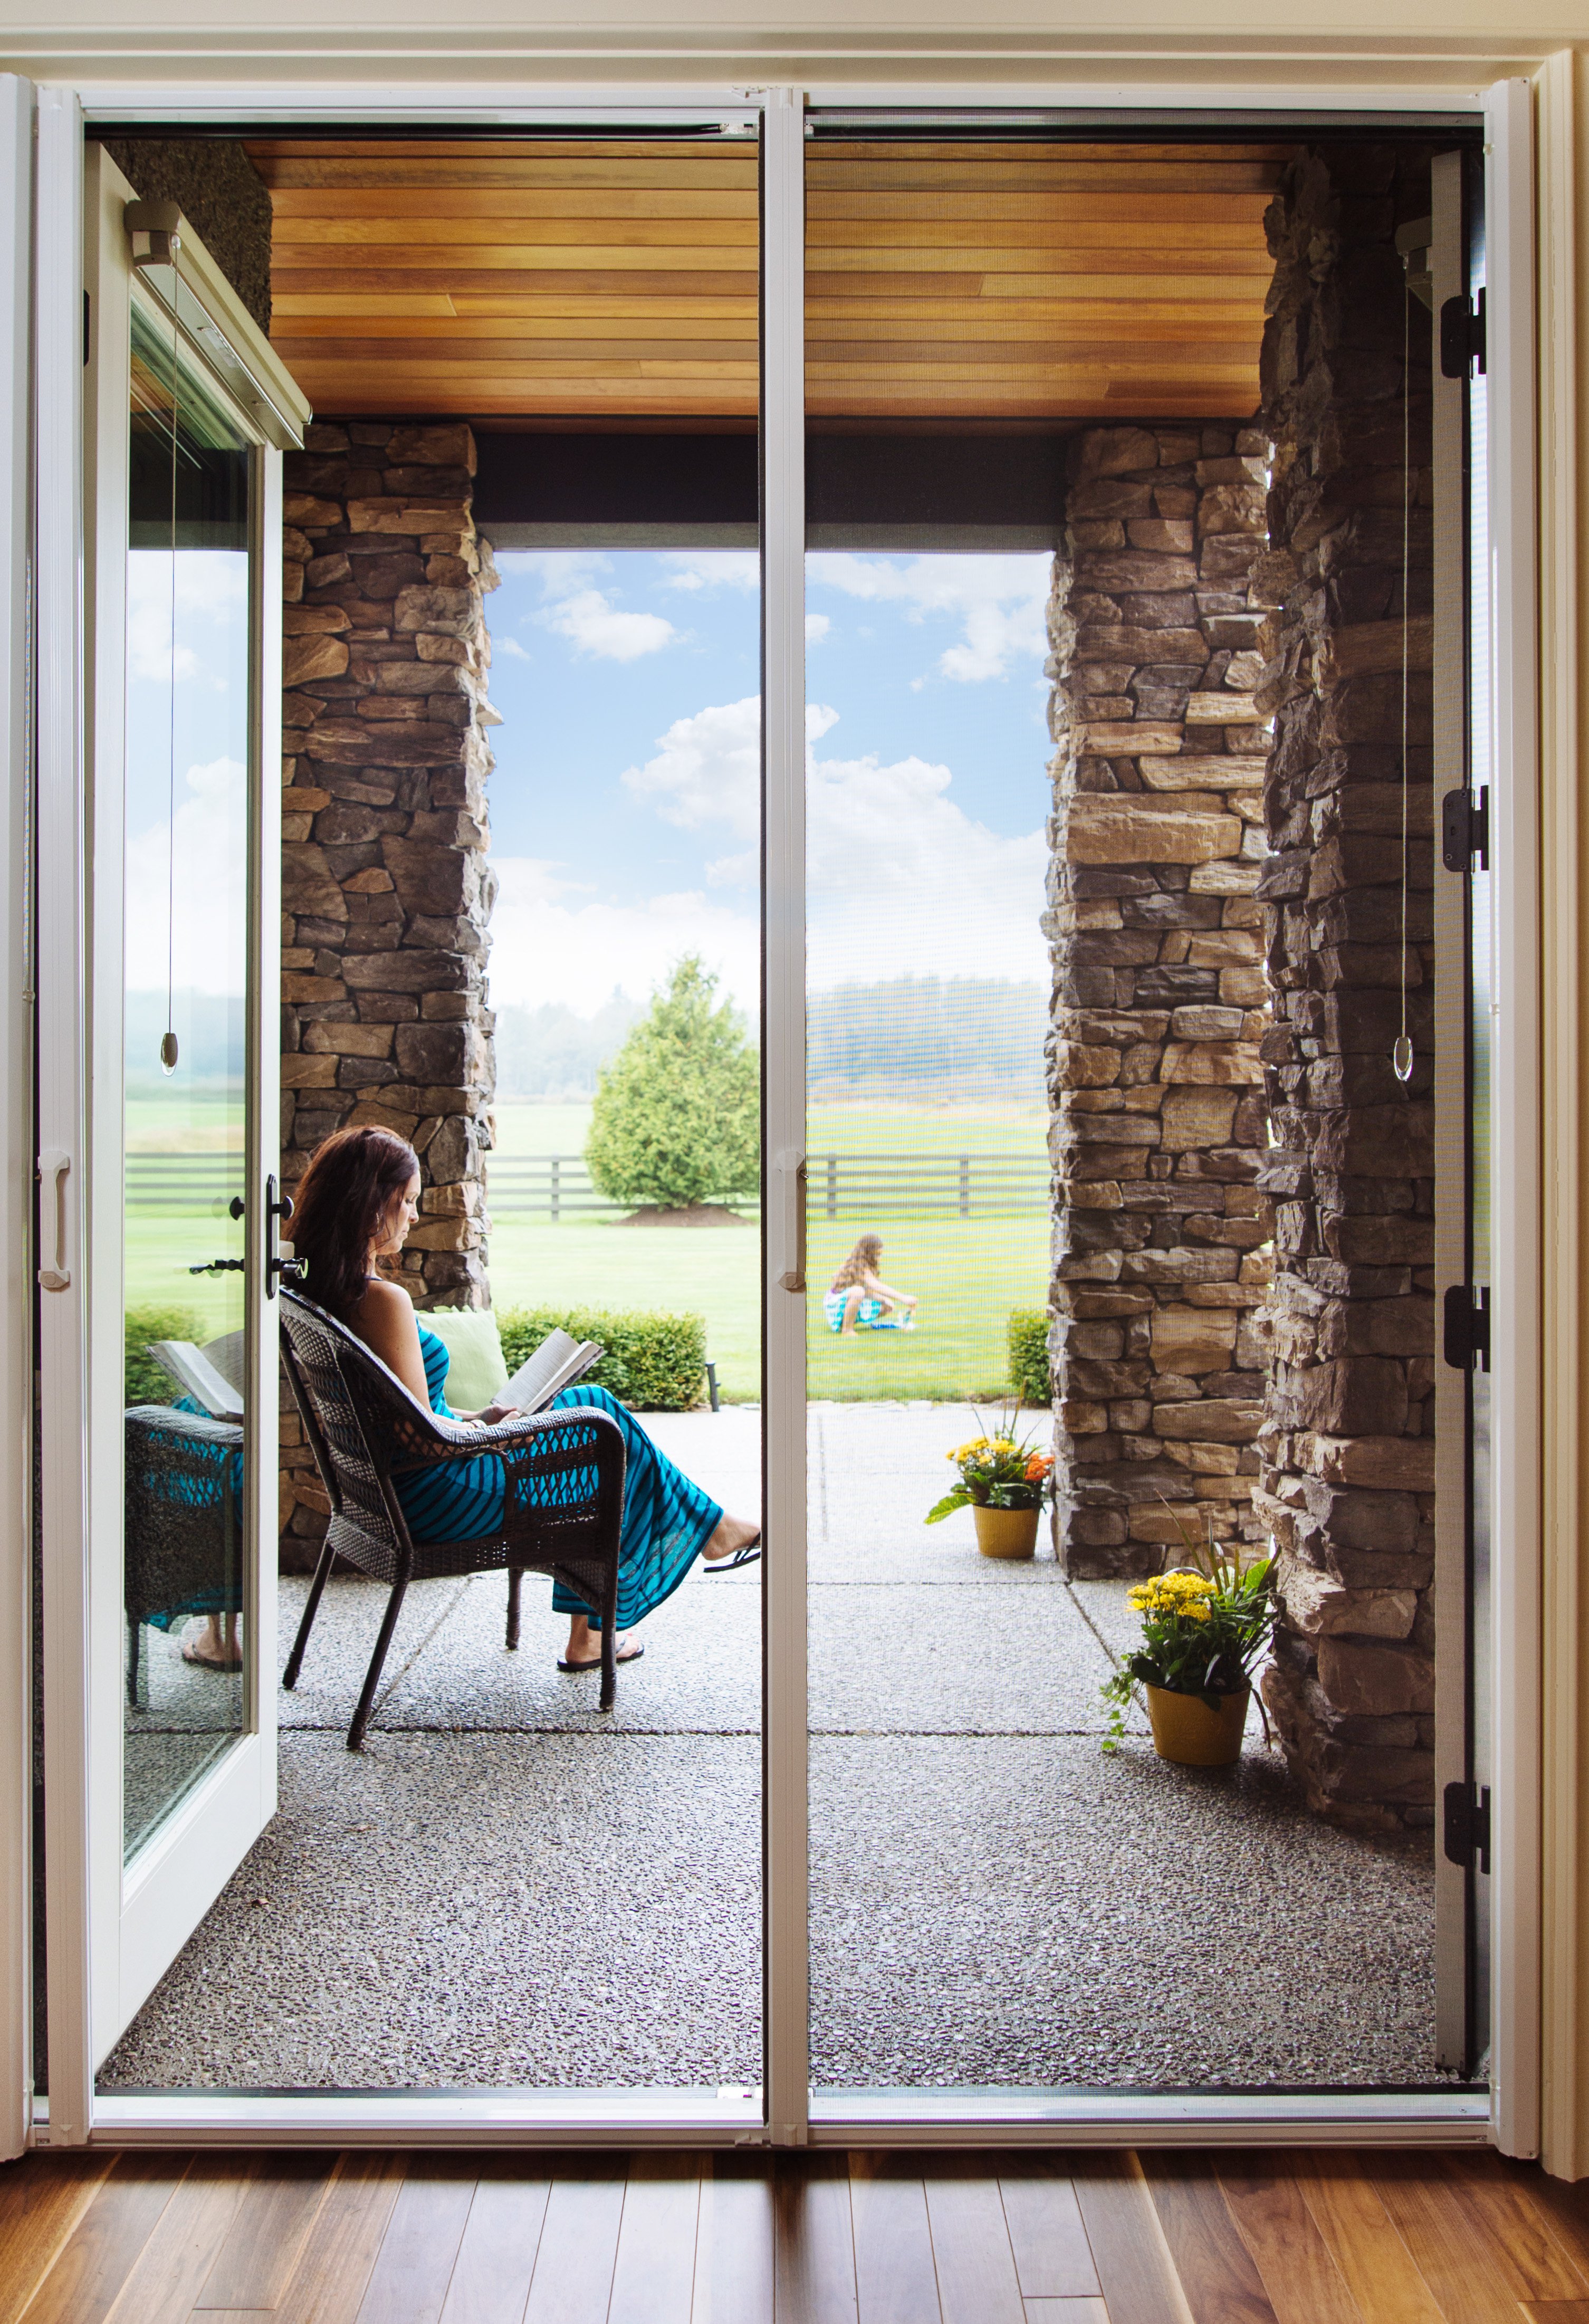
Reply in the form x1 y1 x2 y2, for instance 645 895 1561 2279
126 1304 205 1408
1007 1310 1052 1408
497 1305 708 1413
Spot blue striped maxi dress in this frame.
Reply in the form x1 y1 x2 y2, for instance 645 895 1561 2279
395 1325 723 1632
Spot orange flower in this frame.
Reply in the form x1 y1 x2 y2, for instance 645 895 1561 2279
1025 1453 1053 1483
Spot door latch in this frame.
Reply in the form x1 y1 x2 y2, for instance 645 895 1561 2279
36 1147 71 1292
266 1173 303 1299
1443 1781 1491 1874
1441 786 1489 873
1440 287 1486 379
1442 1282 1490 1373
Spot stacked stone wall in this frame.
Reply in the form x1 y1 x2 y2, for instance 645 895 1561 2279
277 421 500 1559
1251 147 1438 1832
1044 423 1277 1578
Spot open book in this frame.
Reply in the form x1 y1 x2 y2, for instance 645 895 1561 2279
147 1340 245 1421
500 1328 604 1414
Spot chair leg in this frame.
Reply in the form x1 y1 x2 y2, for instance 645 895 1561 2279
505 1566 522 1652
347 1580 407 1753
282 1533 337 1691
599 1557 618 1713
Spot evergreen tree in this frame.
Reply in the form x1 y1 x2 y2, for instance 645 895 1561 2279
584 956 759 1210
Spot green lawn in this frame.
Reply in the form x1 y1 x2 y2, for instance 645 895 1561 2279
124 1098 1055 1403
487 1099 1050 1402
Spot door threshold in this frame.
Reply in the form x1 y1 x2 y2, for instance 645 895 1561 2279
808 2086 1494 2146
74 2084 1491 2149
83 2086 766 2147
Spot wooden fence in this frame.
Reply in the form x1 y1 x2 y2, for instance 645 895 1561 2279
126 1152 1051 1221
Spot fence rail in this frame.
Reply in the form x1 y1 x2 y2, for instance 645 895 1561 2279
126 1154 243 1213
125 1151 1052 1221
486 1153 1049 1221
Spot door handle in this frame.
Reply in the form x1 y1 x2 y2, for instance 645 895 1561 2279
37 1147 71 1291
772 1147 807 1294
266 1173 303 1299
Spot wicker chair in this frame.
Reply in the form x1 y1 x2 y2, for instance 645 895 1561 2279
124 1404 245 1708
278 1289 627 1749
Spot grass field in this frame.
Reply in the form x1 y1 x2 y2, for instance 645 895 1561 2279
122 1097 1054 1403
488 1099 1049 1402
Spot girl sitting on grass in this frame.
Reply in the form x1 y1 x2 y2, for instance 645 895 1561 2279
822 1232 919 1337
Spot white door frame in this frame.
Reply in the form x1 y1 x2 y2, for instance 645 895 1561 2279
18 68 1539 2158
35 117 291 2142
0 72 36 2166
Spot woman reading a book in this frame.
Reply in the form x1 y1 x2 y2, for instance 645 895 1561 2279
290 1127 761 1674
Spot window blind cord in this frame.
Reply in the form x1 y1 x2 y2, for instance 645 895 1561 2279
1393 268 1414 1086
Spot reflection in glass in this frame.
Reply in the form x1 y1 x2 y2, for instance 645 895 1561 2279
122 299 252 1862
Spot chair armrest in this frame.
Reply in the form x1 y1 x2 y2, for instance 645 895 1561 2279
391 1400 627 1471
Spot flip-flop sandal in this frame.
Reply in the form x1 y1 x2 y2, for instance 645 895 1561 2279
704 1535 762 1573
557 1640 645 1673
182 1646 243 1671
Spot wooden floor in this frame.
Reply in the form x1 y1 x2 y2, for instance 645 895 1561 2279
2 2143 1588 2322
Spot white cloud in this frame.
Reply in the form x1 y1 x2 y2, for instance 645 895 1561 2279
661 551 759 594
622 695 762 840
806 551 1050 683
486 856 760 1020
805 612 831 644
125 757 247 995
541 587 678 662
127 550 248 687
491 694 1047 1016
495 635 531 661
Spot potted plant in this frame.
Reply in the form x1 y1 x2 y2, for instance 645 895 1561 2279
925 1407 1055 1559
1100 1513 1274 1765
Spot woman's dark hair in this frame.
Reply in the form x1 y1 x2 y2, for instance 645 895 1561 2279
290 1126 419 1319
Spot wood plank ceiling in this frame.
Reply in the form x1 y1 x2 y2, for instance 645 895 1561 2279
246 137 1286 424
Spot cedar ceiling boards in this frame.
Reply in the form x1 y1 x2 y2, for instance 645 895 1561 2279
245 138 1286 424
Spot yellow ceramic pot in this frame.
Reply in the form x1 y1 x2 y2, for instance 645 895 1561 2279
1145 1682 1249 1767
972 1505 1040 1560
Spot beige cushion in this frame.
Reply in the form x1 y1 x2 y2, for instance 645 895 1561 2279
421 1308 509 1412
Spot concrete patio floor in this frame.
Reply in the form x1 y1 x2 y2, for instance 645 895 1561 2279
101 1405 1444 2095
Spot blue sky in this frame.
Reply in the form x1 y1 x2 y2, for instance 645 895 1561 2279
125 549 250 999
485 548 1054 1016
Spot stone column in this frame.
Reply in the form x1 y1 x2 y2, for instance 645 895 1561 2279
277 422 500 1558
1044 423 1275 1579
1251 147 1438 1832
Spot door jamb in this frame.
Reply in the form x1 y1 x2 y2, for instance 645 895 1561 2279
22 66 1543 2158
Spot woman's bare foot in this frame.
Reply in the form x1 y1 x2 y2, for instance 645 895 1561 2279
703 1513 761 1563
183 1614 242 1671
560 1615 642 1668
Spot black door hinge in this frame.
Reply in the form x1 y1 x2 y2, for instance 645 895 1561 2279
1443 1781 1491 1874
1442 1281 1490 1372
1440 287 1487 379
1441 785 1489 873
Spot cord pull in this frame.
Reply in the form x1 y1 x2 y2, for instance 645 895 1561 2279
1393 1034 1414 1083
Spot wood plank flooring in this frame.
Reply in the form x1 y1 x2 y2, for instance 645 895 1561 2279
2 2146 1587 2322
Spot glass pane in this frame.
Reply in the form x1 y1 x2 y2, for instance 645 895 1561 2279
122 297 253 1863
804 128 1455 2100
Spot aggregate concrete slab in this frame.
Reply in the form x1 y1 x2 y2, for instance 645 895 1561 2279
101 1731 762 2092
810 1735 1441 2090
101 1405 1440 2097
809 1581 1137 1737
365 1567 762 1736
